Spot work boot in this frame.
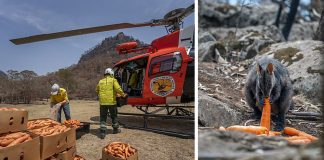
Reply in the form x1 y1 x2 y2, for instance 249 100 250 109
113 128 121 134
100 130 106 139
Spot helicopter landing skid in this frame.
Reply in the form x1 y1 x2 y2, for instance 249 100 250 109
118 105 194 139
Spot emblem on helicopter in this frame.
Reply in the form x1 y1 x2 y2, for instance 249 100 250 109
150 76 175 97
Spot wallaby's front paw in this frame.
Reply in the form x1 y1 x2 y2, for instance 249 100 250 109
274 123 284 131
270 97 273 104
257 98 264 107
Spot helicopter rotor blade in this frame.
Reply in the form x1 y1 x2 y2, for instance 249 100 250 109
179 3 194 19
10 3 194 45
10 22 162 45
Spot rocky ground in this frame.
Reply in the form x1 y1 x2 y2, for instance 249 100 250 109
0 100 194 160
198 1 323 159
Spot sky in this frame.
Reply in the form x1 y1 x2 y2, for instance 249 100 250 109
0 0 194 75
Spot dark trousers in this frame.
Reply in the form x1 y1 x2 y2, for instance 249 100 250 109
100 105 119 131
57 103 71 123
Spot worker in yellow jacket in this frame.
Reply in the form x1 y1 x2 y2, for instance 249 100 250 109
96 68 127 139
50 84 71 123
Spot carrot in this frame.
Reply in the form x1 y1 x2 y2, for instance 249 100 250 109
285 136 309 141
284 127 318 141
288 138 311 144
226 125 269 135
0 138 15 147
7 134 29 147
219 126 226 131
260 98 271 131
269 131 282 136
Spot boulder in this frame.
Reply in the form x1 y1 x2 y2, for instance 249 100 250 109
198 91 242 127
199 0 279 28
258 40 324 104
198 41 227 63
199 129 322 160
199 25 282 61
289 22 318 41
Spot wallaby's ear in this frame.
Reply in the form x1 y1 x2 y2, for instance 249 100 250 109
256 63 261 73
267 63 273 74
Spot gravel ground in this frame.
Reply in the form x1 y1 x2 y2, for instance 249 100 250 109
0 100 194 160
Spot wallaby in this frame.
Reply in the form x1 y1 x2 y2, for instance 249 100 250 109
244 56 293 131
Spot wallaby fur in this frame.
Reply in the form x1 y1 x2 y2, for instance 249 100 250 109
244 56 293 131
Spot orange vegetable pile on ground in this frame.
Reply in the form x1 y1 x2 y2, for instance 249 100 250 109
104 142 136 159
28 119 70 136
0 132 32 148
64 119 81 129
0 107 25 111
221 98 318 145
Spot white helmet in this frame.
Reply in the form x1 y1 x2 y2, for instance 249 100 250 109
51 84 60 95
105 68 114 76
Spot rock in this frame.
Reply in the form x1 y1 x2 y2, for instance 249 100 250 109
208 25 284 43
230 66 238 71
199 41 227 63
289 22 318 41
198 91 242 127
258 40 324 104
199 129 322 160
198 30 215 43
199 0 279 28
238 66 245 72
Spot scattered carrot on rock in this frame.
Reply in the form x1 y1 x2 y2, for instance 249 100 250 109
284 127 318 141
218 97 318 145
226 125 269 135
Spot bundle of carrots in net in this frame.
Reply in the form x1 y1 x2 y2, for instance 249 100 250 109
63 119 81 129
0 132 32 148
104 142 136 159
219 98 318 144
28 119 70 136
0 107 26 111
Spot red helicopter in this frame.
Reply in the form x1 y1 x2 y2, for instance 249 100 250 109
10 4 194 138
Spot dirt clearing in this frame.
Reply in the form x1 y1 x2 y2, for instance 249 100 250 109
0 100 194 160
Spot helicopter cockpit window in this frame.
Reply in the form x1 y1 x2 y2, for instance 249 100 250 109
149 51 182 75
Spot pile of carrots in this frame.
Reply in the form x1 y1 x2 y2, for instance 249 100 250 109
104 142 136 159
47 154 85 160
63 119 81 129
0 132 32 148
28 119 70 136
220 98 318 144
27 119 61 130
0 107 26 111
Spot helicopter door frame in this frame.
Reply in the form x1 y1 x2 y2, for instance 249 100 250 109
144 47 188 103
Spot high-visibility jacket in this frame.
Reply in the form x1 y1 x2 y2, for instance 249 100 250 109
96 75 124 105
128 72 138 89
50 88 69 104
